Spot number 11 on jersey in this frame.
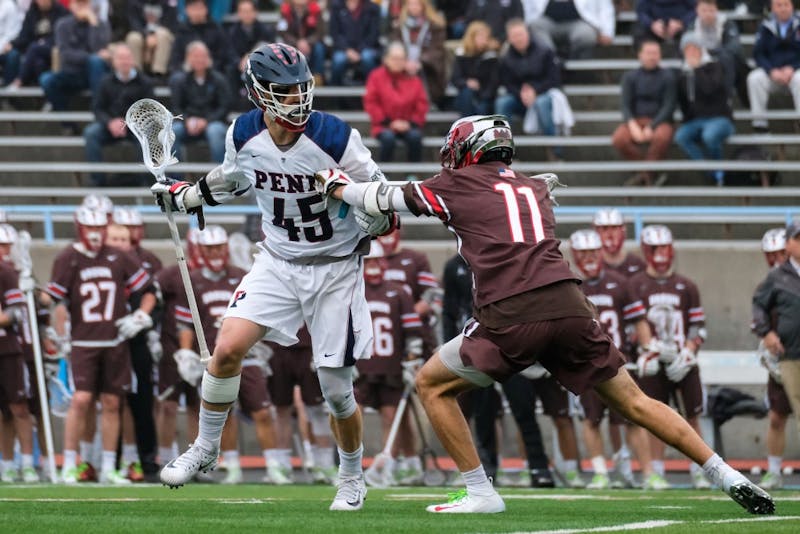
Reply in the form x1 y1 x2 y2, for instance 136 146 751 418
494 183 545 243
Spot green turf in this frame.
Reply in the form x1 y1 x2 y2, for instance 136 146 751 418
0 484 797 533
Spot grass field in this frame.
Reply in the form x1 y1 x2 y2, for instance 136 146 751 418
1 484 798 533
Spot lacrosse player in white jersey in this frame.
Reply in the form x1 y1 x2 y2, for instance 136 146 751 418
152 42 397 511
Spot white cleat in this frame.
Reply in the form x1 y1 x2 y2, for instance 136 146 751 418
692 470 712 490
21 467 40 483
61 467 78 484
101 469 132 485
222 465 242 485
1 467 18 483
266 459 293 485
329 475 367 511
426 490 506 513
759 471 783 490
160 442 218 488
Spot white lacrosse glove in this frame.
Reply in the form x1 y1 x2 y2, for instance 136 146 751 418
421 287 444 317
665 347 697 383
18 275 35 293
314 168 353 197
401 358 424 387
174 348 204 386
636 350 660 378
248 341 274 377
45 327 71 360
4 305 27 326
146 330 163 363
354 207 394 236
645 338 679 363
150 178 204 228
519 362 551 380
115 309 154 340
758 341 782 384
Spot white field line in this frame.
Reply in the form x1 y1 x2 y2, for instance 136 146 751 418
386 493 656 501
0 497 281 503
504 515 800 534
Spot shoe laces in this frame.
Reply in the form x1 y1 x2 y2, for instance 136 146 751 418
445 489 468 505
335 476 364 502
172 444 212 470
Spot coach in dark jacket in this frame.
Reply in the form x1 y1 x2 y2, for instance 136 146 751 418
752 221 800 430
6 0 69 86
170 40 231 164
328 0 381 85
674 35 734 185
747 0 800 131
83 44 154 187
168 0 233 78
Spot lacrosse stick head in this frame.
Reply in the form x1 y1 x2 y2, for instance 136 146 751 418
0 223 18 266
125 98 179 180
10 228 32 275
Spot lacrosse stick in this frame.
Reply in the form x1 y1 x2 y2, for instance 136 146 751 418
364 380 414 488
14 230 58 483
646 304 678 363
126 98 211 363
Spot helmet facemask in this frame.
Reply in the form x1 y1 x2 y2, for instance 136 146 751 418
364 257 387 286
440 115 514 170
247 66 314 132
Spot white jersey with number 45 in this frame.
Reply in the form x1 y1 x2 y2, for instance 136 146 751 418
219 109 383 260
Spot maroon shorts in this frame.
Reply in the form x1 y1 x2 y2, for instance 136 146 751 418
267 344 324 407
580 387 626 426
238 364 271 414
638 366 704 418
461 316 626 395
25 360 42 416
355 375 404 410
529 375 569 418
70 344 132 397
767 376 792 416
0 354 29 407
157 349 200 406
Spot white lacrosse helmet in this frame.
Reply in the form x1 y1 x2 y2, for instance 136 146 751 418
592 208 624 227
569 229 602 251
113 207 145 245
364 240 386 286
641 224 674 274
197 225 229 272
81 194 114 220
174 349 205 387
641 225 673 246
0 223 18 244
440 114 514 169
74 207 108 252
761 228 786 253
365 240 385 259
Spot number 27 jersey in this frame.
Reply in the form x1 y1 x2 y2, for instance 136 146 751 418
223 110 382 260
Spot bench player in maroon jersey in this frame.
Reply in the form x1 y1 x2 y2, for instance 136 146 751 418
623 224 712 490
356 241 424 487
569 229 654 490
317 114 774 514
155 228 203 468
593 209 646 278
0 235 37 483
46 206 156 484
174 226 279 485
753 228 790 490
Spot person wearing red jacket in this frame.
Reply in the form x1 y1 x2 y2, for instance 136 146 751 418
363 41 429 162
276 0 326 84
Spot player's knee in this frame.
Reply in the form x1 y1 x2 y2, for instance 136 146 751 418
769 410 788 430
318 367 357 419
70 391 93 413
252 408 272 426
211 338 248 374
9 403 30 419
160 400 178 419
100 393 121 413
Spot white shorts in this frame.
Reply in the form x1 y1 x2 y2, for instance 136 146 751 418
223 246 373 369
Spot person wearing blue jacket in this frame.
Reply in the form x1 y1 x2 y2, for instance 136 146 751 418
746 0 800 131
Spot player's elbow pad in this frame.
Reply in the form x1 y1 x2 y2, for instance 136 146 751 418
197 166 251 206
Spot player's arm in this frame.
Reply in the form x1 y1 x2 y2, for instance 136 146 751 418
685 281 707 353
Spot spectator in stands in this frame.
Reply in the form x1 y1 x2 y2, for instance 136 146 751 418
125 1 179 81
451 20 500 117
328 0 381 86
0 0 23 86
465 0 524 41
685 0 748 105
229 0 274 106
170 40 231 163
634 0 696 53
496 18 569 156
84 44 154 187
752 222 800 452
523 0 616 60
747 0 800 132
276 0 326 84
4 0 69 89
435 0 467 39
363 41 428 162
390 0 447 106
674 34 735 186
39 0 111 112
611 39 676 186
169 0 234 81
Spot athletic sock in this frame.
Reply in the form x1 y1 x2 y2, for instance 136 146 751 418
651 460 665 477
689 462 703 477
563 459 578 473
591 455 608 476
314 446 334 469
122 444 138 465
407 455 422 472
337 444 363 477
101 450 116 476
159 446 174 463
21 454 34 469
222 450 240 469
702 453 745 492
2 459 16 471
462 464 495 497
768 455 782 475
196 406 229 452
79 440 94 464
63 450 77 471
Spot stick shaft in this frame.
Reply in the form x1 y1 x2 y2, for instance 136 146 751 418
381 382 413 456
163 203 211 362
